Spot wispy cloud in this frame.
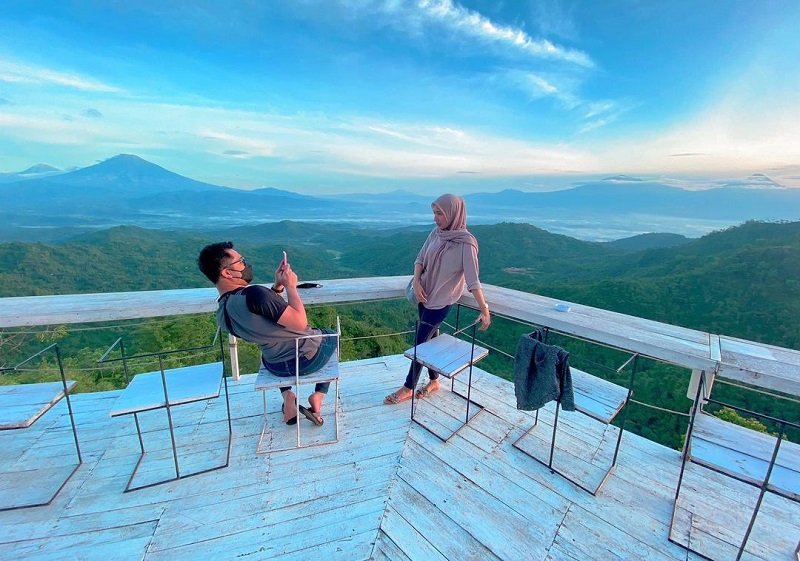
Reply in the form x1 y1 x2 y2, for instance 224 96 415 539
413 0 592 67
0 60 120 92
501 70 622 134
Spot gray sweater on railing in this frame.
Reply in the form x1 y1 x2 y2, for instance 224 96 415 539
513 330 575 412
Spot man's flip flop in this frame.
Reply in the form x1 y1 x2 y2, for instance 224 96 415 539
282 404 298 425
299 404 324 426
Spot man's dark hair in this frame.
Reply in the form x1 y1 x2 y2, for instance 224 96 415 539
198 241 234 284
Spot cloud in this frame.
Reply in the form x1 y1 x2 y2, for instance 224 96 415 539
413 0 592 67
0 60 120 92
500 70 623 133
84 108 104 118
0 90 597 183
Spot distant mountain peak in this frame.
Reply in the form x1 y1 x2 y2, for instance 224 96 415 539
43 153 229 195
722 173 784 190
603 175 643 182
20 163 61 175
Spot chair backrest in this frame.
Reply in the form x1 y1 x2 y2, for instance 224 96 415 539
98 327 225 382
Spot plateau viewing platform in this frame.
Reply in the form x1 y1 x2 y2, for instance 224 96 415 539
0 277 798 560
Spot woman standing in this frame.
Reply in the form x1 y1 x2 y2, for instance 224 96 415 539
384 193 491 404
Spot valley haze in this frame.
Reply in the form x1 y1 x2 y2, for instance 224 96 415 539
2 154 799 243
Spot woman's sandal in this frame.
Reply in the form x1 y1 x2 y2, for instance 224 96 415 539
415 380 440 399
384 390 412 405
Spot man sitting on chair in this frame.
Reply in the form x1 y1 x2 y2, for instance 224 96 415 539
198 241 336 426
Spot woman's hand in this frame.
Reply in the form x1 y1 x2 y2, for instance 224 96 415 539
478 305 491 331
470 287 491 331
413 278 427 304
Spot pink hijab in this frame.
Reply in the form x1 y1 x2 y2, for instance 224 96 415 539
420 194 479 285
432 194 478 249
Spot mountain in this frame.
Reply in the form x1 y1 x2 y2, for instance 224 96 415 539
2 153 800 243
605 232 690 250
0 154 359 233
0 163 63 183
21 164 61 175
39 154 228 196
464 181 800 220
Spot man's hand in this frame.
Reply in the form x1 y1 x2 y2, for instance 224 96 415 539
275 261 298 288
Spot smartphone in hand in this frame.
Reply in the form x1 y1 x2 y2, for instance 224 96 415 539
281 251 287 271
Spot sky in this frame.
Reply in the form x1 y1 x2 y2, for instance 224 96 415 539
1 0 799 194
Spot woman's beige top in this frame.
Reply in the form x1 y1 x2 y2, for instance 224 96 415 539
415 231 481 310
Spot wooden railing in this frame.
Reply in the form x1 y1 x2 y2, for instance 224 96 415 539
1 276 798 396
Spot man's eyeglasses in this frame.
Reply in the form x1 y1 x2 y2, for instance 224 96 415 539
223 257 247 270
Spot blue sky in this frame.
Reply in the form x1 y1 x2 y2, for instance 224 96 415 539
1 0 799 194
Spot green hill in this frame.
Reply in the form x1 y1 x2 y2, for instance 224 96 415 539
2 219 798 449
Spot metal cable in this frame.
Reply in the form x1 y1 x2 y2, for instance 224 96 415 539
715 378 800 405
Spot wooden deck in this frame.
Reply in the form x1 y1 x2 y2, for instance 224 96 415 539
1 354 797 560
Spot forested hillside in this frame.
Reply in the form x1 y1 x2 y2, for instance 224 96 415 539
1 219 798 449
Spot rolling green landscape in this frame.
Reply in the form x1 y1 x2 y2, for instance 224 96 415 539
1 219 799 449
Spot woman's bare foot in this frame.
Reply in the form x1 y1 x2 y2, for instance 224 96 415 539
384 386 413 404
416 379 440 399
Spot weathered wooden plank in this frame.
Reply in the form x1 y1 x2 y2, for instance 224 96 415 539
473 284 716 372
149 479 392 553
0 381 77 429
110 362 223 416
718 335 800 396
382 481 497 561
545 542 583 560
0 276 409 327
553 503 682 561
270 529 377 560
691 413 800 497
147 498 386 560
402 334 489 378
671 460 800 560
372 530 415 561
396 442 552 559
407 421 570 524
1 352 798 561
512 423 619 493
571 367 629 423
0 464 80 511
0 520 158 560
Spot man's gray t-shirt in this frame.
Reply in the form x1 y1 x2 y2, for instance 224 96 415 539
217 285 321 364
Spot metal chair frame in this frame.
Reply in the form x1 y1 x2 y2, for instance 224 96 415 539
98 329 232 492
511 326 638 495
669 370 800 560
255 317 341 453
408 313 487 443
0 344 83 511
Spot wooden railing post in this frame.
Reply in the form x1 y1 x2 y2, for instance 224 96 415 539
228 334 240 381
